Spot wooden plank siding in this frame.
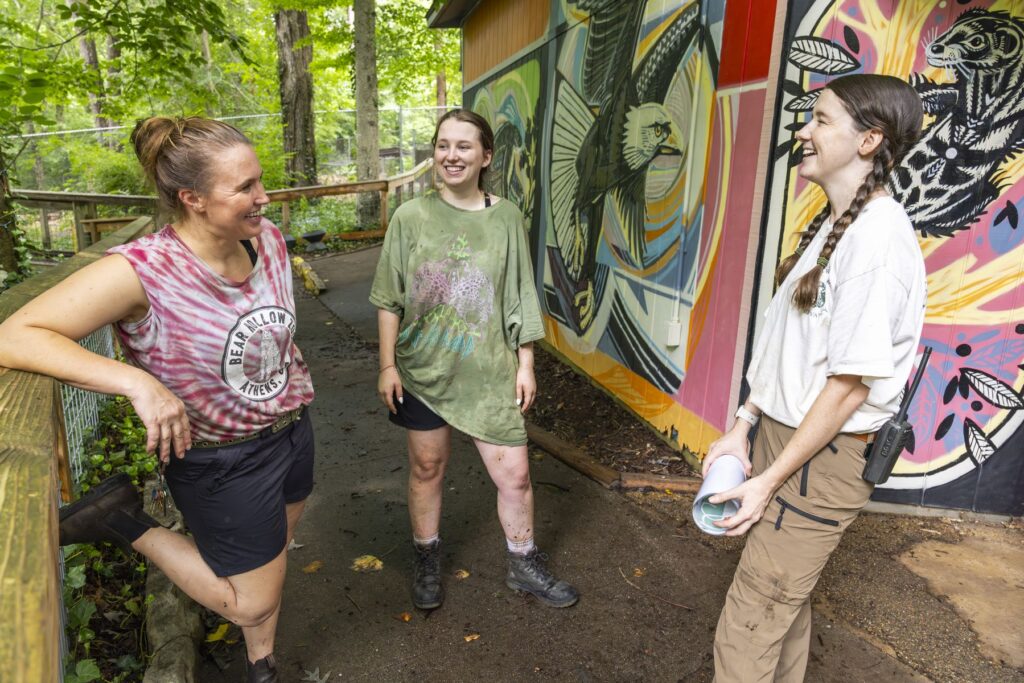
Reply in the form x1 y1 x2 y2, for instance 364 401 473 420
463 0 549 85
0 216 153 683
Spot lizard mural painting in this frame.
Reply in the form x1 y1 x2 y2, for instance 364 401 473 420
767 1 1024 514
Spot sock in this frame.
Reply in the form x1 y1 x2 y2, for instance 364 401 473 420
413 533 440 548
507 536 535 555
104 508 158 549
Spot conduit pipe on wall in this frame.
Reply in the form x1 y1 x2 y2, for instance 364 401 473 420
668 10 707 348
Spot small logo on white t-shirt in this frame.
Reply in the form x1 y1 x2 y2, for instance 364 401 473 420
809 281 830 321
222 306 296 401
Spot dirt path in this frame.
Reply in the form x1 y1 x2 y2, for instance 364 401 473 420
195 250 1021 682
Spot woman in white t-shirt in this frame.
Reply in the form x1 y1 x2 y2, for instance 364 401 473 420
703 74 926 682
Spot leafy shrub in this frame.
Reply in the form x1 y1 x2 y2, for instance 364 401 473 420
63 396 156 682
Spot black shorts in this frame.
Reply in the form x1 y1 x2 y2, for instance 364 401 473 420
388 391 447 431
164 409 315 577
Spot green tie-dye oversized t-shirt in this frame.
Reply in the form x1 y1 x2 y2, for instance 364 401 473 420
369 193 545 446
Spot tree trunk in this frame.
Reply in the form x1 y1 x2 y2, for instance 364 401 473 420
0 147 18 278
354 0 381 228
78 37 110 130
274 9 318 187
435 34 447 109
106 35 121 100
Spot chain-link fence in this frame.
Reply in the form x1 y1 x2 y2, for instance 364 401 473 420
60 327 115 485
54 326 116 683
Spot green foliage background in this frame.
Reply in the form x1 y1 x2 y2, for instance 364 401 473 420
1 0 460 278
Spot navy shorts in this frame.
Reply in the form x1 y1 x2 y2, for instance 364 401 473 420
164 409 315 577
388 391 447 431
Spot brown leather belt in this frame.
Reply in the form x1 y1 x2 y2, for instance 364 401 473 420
843 431 876 444
191 406 306 450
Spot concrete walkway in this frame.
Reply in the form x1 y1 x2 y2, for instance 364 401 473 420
198 248 1008 682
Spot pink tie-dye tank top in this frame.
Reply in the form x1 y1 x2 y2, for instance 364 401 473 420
107 221 315 442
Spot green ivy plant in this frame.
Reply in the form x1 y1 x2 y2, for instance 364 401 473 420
63 396 157 682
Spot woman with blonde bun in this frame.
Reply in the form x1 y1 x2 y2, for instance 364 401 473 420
0 116 315 683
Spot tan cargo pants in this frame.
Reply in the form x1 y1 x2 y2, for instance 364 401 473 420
713 416 874 683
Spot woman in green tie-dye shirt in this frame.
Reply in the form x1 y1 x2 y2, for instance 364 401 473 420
370 109 579 611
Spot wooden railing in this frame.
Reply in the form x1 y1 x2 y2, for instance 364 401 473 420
0 217 154 683
10 189 157 251
266 157 434 238
10 158 435 251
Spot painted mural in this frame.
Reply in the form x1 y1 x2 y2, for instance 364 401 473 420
766 0 1024 515
469 0 758 455
468 1 778 458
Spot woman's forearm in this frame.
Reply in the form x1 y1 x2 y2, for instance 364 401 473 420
0 324 150 398
760 374 869 489
377 309 400 369
516 342 534 369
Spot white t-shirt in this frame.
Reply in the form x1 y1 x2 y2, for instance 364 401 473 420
747 196 927 433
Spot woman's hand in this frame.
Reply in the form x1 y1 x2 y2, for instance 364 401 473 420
708 474 776 537
516 364 536 413
702 423 752 478
378 366 403 414
125 372 191 464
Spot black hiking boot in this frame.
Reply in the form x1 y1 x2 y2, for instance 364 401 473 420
59 472 159 554
506 548 579 608
245 654 279 683
412 540 444 610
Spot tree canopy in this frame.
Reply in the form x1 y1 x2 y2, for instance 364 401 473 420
2 0 459 182
0 0 460 283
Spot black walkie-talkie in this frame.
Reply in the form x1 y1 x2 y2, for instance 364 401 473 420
862 346 932 485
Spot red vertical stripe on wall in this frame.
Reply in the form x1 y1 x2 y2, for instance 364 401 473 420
718 0 777 86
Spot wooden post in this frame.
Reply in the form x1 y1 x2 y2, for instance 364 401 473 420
52 387 73 503
395 183 403 207
39 209 51 250
281 201 291 233
72 202 87 251
380 188 389 232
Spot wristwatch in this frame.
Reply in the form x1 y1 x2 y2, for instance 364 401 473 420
735 405 759 427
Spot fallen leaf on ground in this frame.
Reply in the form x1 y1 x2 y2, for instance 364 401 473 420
302 560 324 574
351 554 383 572
205 623 230 643
463 633 480 642
454 569 470 579
633 567 646 577
395 612 413 622
301 668 330 683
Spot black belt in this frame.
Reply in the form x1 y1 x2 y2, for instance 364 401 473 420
191 406 306 449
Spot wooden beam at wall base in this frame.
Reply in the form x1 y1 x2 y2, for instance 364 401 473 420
618 472 701 493
526 424 703 493
526 424 619 488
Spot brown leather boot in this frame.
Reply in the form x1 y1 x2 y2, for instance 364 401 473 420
245 654 279 683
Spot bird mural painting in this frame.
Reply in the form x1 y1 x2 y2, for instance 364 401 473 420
549 0 702 337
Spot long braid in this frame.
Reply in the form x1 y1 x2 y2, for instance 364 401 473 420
775 205 831 287
790 141 893 312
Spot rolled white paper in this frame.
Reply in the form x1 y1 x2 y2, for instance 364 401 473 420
693 454 746 535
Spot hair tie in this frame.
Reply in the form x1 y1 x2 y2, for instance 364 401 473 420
816 256 829 269
795 246 806 256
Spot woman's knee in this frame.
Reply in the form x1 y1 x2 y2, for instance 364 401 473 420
494 460 531 495
410 455 445 483
229 595 280 628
